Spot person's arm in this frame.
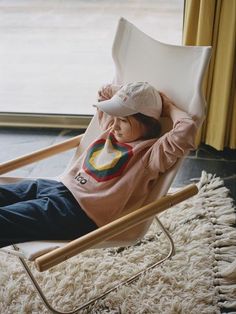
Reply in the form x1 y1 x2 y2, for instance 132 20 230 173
145 93 198 173
160 92 195 122
96 84 122 130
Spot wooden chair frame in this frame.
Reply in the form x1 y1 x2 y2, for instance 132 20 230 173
0 16 211 312
12 217 175 314
0 134 198 313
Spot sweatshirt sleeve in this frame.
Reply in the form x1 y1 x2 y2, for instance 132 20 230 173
97 110 114 131
144 114 198 173
97 84 122 131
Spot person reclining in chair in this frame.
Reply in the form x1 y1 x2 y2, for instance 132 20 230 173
0 82 197 248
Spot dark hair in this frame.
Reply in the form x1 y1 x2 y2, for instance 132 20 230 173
133 113 161 139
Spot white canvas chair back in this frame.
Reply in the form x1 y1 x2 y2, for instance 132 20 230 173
65 17 211 243
70 17 211 176
1 17 211 259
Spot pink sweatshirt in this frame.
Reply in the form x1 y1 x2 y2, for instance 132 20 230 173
61 111 197 227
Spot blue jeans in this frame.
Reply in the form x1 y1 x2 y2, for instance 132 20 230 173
0 179 97 248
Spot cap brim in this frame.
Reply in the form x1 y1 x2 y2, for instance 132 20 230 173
93 94 137 117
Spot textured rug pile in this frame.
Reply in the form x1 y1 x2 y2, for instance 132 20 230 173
0 171 235 313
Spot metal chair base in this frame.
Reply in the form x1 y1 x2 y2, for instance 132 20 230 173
13 217 175 314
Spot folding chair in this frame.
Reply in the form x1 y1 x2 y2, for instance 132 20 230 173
0 17 211 313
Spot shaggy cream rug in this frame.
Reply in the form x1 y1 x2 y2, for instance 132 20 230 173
0 171 235 314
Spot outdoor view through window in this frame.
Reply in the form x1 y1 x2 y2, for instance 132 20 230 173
0 0 184 118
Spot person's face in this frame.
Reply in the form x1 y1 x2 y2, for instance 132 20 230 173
112 116 146 143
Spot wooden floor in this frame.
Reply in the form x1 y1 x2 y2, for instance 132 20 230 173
0 0 183 115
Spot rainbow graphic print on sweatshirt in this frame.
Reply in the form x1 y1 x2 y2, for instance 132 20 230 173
83 133 133 182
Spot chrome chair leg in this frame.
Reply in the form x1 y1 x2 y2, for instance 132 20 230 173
12 218 175 313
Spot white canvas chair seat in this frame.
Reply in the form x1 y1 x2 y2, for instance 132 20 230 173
1 240 67 260
0 17 211 313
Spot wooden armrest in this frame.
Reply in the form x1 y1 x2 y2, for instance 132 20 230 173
35 184 198 272
0 134 83 175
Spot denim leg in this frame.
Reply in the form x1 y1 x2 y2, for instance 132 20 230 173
0 198 53 247
0 181 97 248
0 180 38 207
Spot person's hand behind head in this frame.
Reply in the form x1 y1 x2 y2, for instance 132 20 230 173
97 84 114 102
97 84 122 102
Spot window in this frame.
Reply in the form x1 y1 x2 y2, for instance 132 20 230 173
0 0 184 128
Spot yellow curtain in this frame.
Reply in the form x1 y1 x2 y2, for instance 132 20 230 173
183 0 236 150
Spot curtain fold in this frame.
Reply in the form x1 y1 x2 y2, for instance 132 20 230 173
183 0 236 150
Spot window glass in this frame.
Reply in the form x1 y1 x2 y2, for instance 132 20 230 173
0 0 184 116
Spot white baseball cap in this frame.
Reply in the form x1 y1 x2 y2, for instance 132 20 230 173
94 82 162 121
